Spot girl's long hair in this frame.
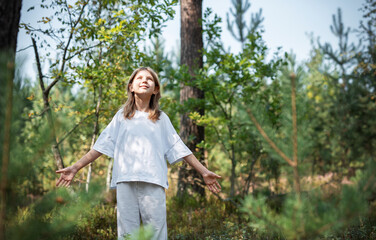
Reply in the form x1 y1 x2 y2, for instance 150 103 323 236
123 67 161 122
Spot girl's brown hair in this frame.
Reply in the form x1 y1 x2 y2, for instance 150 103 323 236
123 67 161 122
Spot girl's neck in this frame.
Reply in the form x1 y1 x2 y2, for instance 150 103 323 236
134 94 151 112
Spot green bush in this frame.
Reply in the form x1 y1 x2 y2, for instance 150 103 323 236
167 195 256 239
64 203 117 240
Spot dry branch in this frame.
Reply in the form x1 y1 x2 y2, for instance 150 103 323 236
245 108 295 167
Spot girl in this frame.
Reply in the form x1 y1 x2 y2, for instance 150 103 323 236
56 67 221 240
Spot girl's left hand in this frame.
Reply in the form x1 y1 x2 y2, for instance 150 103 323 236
202 171 222 193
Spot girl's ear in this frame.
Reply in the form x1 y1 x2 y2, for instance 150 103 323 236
129 83 134 92
153 86 159 95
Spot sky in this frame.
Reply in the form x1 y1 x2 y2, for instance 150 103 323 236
162 0 364 60
16 0 364 81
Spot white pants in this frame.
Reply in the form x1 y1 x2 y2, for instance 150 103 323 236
116 182 167 240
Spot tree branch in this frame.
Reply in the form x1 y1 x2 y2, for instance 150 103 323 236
16 44 33 52
210 91 229 120
64 43 102 62
243 154 261 195
45 1 88 96
64 0 74 28
31 37 46 93
245 107 295 167
57 113 93 146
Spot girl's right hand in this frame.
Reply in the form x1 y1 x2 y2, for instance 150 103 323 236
56 166 78 187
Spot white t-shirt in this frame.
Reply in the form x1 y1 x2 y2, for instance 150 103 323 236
93 109 192 189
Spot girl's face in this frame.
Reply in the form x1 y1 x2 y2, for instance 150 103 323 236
130 70 159 96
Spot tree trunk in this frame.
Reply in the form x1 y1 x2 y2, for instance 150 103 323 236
177 0 205 198
48 110 64 170
0 1 22 50
228 123 237 198
0 1 22 239
86 85 102 192
31 37 65 170
106 157 113 192
0 54 14 240
290 74 301 198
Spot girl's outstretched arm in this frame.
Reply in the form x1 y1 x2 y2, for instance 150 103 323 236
56 149 102 187
183 154 222 193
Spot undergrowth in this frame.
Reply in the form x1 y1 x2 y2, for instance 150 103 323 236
58 194 376 240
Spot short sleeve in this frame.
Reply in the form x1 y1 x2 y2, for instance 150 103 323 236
162 112 192 165
93 109 122 158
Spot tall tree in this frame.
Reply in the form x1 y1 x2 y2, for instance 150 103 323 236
227 0 264 49
359 0 376 93
178 0 205 198
317 7 375 171
0 1 23 239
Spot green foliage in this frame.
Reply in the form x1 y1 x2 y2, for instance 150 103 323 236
7 182 106 240
64 203 117 240
69 0 179 113
189 9 283 198
167 195 256 239
125 225 154 240
249 54 312 171
243 159 376 239
239 4 376 236
312 5 376 173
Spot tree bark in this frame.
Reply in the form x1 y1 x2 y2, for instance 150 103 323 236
0 1 22 51
178 0 205 198
0 1 22 239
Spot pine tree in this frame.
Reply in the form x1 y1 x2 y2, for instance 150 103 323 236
243 55 375 238
178 0 206 198
241 5 376 237
227 0 264 49
317 7 376 171
0 1 22 238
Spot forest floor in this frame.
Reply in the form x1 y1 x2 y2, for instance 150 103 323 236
62 193 376 240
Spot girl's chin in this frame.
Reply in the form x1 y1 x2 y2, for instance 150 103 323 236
134 92 154 97
134 88 148 92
